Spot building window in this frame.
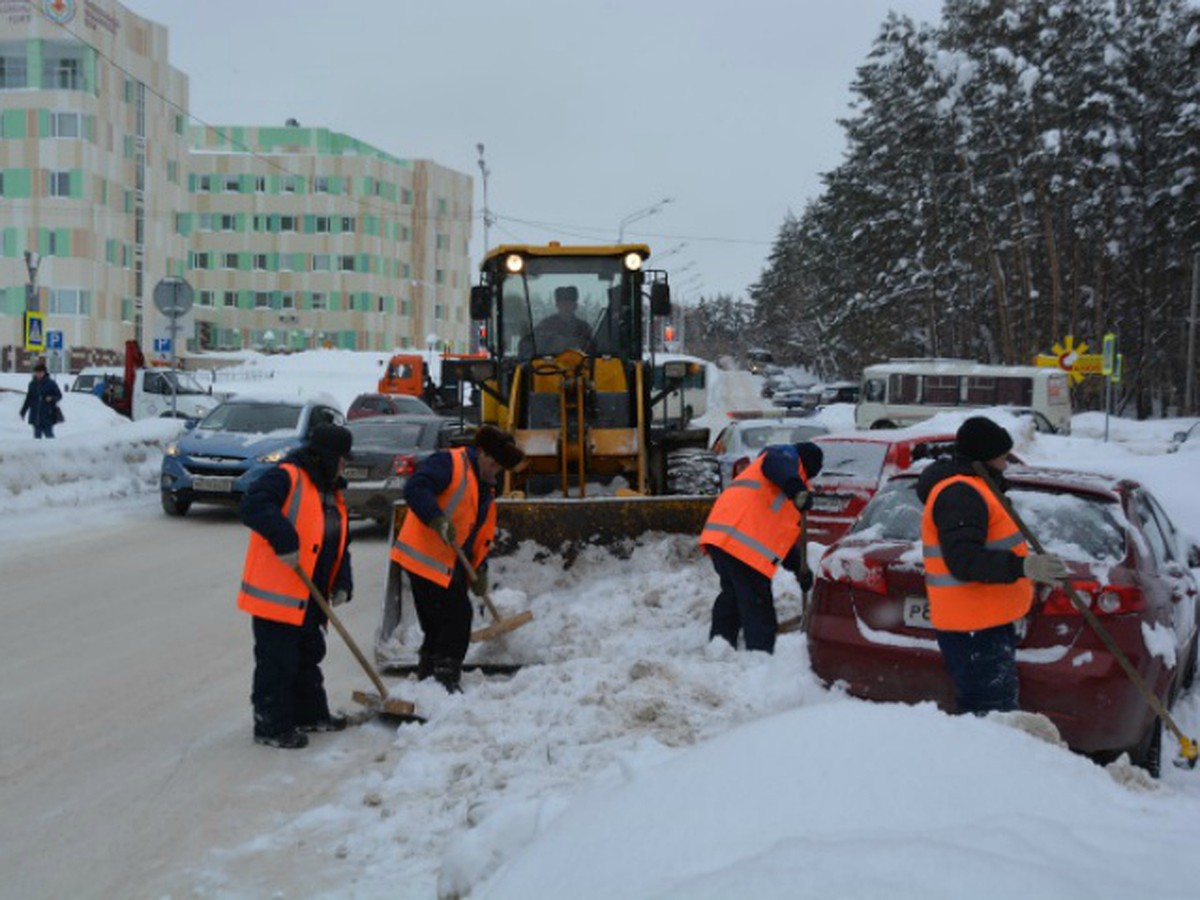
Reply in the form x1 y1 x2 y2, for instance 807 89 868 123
166 160 178 183
312 254 331 272
254 291 270 309
46 231 59 255
198 213 214 231
435 268 445 285
311 292 327 310
340 216 355 233
435 233 449 251
220 214 236 231
281 292 295 309
0 44 29 89
313 176 329 193
315 216 330 233
192 251 210 269
224 175 240 192
253 254 268 271
339 255 355 272
253 175 266 193
42 43 84 90
223 291 237 308
48 288 90 315
279 254 292 272
198 174 214 192
49 112 81 138
223 252 238 269
279 215 296 232
401 187 413 204
49 171 71 197
282 175 299 193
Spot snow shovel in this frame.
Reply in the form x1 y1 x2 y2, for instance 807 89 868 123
447 541 534 642
972 462 1199 770
293 566 423 724
778 513 811 635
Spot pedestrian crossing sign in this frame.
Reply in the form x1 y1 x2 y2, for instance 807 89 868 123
24 311 45 352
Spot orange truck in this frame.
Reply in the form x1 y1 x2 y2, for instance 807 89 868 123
377 353 425 396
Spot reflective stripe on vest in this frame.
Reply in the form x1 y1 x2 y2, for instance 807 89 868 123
920 474 1032 632
699 452 808 579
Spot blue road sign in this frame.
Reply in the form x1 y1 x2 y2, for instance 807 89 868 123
47 330 63 350
153 337 172 353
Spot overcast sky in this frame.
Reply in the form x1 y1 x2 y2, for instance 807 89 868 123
131 0 945 301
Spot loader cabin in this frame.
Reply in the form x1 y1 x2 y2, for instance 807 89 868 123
466 242 683 496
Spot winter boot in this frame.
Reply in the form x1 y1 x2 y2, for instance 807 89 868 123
297 714 349 733
433 657 463 694
254 728 309 749
416 651 435 681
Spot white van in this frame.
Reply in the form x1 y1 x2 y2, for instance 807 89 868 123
856 359 1072 434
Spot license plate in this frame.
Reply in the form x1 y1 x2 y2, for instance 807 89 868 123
343 466 368 480
192 475 234 493
902 596 933 630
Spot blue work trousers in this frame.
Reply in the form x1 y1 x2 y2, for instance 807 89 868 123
936 623 1019 715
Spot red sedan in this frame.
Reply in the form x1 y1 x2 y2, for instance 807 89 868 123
806 467 1200 775
806 432 957 544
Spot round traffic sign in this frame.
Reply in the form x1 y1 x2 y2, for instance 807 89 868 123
153 277 194 317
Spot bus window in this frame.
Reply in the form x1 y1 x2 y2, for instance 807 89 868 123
995 376 1032 405
924 375 960 405
890 374 920 403
863 378 886 403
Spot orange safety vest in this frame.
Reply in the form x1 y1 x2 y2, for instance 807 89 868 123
237 463 348 626
390 447 496 587
921 474 1032 632
699 453 808 579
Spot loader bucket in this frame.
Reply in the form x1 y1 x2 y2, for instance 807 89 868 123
491 495 715 554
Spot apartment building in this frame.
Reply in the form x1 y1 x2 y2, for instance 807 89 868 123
0 0 473 370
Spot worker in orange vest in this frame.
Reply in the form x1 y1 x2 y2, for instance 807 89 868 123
391 425 525 692
238 424 355 749
918 416 1067 714
700 441 824 653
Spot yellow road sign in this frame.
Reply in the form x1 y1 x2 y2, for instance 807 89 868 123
1034 336 1105 384
23 311 45 352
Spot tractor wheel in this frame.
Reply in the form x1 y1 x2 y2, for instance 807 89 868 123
1129 716 1162 779
666 448 721 496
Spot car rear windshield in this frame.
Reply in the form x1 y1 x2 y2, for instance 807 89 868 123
201 403 302 434
347 421 429 449
812 442 888 483
852 480 1126 561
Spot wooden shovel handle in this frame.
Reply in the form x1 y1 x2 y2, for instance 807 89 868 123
447 540 504 622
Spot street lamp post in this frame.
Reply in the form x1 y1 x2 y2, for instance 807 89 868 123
476 143 493 253
618 197 673 243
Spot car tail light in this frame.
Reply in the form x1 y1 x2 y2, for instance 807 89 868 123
1041 580 1144 616
732 456 750 479
392 454 417 477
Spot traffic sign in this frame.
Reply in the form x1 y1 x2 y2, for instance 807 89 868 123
153 277 194 317
153 337 173 354
46 329 63 350
24 311 45 351
1101 333 1116 376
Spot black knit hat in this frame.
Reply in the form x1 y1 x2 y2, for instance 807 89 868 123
474 424 525 470
795 441 824 478
955 416 1013 462
309 423 353 459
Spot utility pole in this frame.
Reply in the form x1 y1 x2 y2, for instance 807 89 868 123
24 250 41 312
1186 250 1199 415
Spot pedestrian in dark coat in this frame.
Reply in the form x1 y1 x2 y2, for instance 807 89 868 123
19 363 62 439
700 441 824 653
917 416 1067 714
238 424 355 749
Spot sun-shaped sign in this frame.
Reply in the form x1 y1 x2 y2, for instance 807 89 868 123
1035 335 1104 384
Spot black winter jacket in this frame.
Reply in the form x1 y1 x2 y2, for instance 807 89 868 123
916 456 1026 586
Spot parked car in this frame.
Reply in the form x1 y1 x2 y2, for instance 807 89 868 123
807 467 1200 775
806 432 958 543
710 413 830 487
160 394 344 516
347 392 437 420
342 414 456 525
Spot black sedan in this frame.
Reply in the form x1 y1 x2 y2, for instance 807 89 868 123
343 415 456 525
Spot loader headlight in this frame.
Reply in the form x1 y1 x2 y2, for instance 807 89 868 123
504 254 524 274
624 252 643 271
165 442 180 457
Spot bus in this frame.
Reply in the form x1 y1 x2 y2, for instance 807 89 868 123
855 359 1072 434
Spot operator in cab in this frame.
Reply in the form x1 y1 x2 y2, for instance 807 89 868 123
520 286 595 358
